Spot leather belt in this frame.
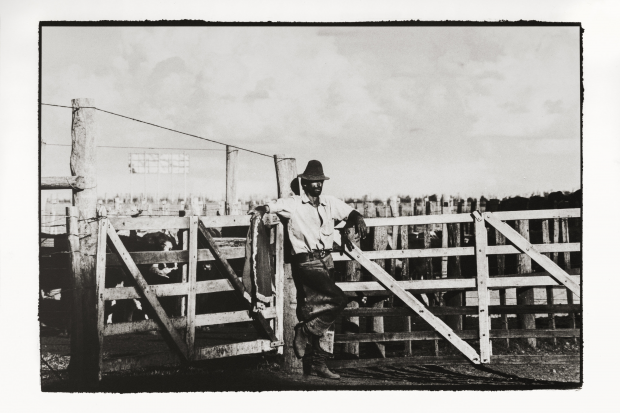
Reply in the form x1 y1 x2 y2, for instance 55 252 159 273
293 250 332 263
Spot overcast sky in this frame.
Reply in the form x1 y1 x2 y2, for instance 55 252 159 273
41 25 581 202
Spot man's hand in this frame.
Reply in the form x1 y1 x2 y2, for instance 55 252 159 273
248 205 269 215
346 210 368 240
340 229 355 252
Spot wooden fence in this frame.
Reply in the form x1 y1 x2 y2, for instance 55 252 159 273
325 201 580 369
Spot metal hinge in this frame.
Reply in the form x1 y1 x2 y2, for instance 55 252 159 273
270 340 284 348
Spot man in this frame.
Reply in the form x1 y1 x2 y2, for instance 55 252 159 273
253 160 367 379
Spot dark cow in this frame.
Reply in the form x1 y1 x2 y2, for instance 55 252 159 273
105 230 181 324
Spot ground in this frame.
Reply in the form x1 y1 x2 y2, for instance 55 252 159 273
40 322 581 392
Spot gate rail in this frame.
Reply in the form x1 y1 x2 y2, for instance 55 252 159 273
327 208 581 368
95 213 285 372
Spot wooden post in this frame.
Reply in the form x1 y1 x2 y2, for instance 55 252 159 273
342 225 361 359
473 212 491 363
369 201 387 358
441 194 450 279
400 200 412 356
67 98 101 386
542 217 557 345
445 198 463 331
225 146 238 215
274 154 301 373
186 217 198 359
515 218 536 348
561 218 577 335
487 199 509 347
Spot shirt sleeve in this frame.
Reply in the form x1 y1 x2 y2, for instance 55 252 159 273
267 196 298 220
327 196 355 221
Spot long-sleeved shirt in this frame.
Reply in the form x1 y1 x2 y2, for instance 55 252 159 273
267 192 354 255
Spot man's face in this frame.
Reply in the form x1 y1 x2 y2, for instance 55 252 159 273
303 180 323 197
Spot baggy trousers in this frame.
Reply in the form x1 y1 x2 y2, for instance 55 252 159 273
292 255 348 354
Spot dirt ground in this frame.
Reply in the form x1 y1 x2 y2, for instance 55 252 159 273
40 321 581 392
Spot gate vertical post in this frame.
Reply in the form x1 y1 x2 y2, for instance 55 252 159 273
186 216 199 359
369 200 387 358
445 197 463 331
273 154 301 373
474 212 491 363
95 216 108 377
516 218 537 348
400 199 412 356
225 146 239 215
67 98 100 386
342 223 361 359
275 222 285 355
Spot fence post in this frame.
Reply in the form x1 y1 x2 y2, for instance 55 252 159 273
445 197 463 331
342 224 361 359
441 194 450 279
400 199 412 356
225 146 239 215
474 212 491 363
561 218 577 336
487 199 509 347
67 98 101 386
515 217 537 348
541 213 557 346
273 154 301 373
369 200 387 358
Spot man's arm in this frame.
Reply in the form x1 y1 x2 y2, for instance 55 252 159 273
250 197 297 219
330 197 368 251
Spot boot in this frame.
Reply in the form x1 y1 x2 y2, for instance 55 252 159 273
293 323 311 359
309 352 340 380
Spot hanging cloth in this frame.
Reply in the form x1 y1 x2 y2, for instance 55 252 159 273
243 213 272 312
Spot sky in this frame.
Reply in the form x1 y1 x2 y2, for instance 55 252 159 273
41 25 581 202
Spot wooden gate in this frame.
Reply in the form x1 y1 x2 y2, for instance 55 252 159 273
96 214 285 372
327 207 581 368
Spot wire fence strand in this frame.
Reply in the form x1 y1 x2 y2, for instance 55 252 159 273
42 103 273 158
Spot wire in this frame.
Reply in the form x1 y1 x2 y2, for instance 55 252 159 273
45 143 225 151
42 103 273 158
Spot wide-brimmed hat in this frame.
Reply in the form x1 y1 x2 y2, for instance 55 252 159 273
298 160 330 181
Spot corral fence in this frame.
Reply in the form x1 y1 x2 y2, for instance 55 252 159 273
40 98 581 385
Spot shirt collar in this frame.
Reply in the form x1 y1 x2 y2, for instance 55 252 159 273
301 191 326 206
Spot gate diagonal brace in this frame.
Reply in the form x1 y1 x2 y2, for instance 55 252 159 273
335 240 481 364
483 212 581 298
106 224 189 361
198 220 278 342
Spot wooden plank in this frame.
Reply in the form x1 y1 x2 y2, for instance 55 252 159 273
274 223 285 355
493 204 509 347
337 273 581 295
342 304 581 317
327 354 580 369
330 243 580 262
186 217 198 359
195 339 274 361
104 307 278 336
483 212 580 297
106 246 246 266
109 216 189 230
492 208 580 221
354 208 581 228
106 224 188 359
445 198 463 331
473 212 491 363
334 329 580 343
197 220 277 342
103 279 236 300
41 175 86 190
337 241 481 364
400 200 412 356
514 216 536 348
95 217 108 377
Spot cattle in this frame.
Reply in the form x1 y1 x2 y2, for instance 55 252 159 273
105 230 181 324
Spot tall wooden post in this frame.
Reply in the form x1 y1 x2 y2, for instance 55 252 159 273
67 98 101 385
516 218 536 348
445 196 463 330
274 154 301 373
226 146 239 215
342 224 361 359
369 201 387 358
400 199 412 356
